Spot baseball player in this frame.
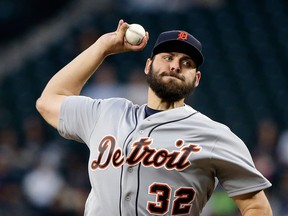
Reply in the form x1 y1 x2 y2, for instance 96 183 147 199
36 19 273 215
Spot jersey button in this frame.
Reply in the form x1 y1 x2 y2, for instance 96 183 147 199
128 167 133 173
139 130 144 134
125 195 131 201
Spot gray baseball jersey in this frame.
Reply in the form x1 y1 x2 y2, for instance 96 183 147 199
58 96 271 216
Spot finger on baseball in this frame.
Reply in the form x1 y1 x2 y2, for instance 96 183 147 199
128 33 149 51
116 20 129 36
116 19 124 31
119 22 129 37
145 32 149 42
140 32 149 46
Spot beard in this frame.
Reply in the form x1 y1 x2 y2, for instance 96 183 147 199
146 61 197 103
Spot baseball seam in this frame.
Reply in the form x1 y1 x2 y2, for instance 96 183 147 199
129 29 144 38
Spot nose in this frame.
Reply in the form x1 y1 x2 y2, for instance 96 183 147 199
170 61 181 73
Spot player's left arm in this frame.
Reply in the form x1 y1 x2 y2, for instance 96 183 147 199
232 190 273 216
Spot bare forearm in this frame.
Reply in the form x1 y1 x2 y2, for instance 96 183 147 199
242 208 273 216
35 38 108 128
41 20 147 98
233 191 273 216
42 39 107 98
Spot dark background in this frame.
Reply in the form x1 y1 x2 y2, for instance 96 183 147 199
0 0 287 215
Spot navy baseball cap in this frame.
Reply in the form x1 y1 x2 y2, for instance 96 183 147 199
151 30 204 67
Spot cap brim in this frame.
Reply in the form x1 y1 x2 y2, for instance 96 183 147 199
152 40 204 66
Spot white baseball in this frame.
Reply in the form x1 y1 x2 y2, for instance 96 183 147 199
125 24 146 45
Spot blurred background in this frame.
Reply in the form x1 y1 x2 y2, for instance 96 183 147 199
0 0 287 215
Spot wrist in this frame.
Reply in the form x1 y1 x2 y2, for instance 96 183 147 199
90 39 109 59
93 34 117 58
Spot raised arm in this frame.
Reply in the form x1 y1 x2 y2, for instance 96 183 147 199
36 19 149 129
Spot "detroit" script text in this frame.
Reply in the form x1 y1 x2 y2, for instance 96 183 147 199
91 136 201 171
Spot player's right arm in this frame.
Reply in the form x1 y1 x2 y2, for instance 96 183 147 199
36 20 148 129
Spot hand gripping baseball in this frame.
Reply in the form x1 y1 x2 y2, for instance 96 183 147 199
101 19 149 56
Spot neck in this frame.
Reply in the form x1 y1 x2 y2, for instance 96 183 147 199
147 88 185 110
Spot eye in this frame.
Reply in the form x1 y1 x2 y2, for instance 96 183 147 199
182 60 192 67
181 59 196 68
182 60 191 66
163 55 173 61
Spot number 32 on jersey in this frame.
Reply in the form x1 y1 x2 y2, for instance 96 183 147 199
147 183 196 215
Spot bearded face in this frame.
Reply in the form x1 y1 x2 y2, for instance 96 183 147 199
146 59 198 103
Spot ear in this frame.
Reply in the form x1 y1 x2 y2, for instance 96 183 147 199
144 58 152 75
194 71 201 87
